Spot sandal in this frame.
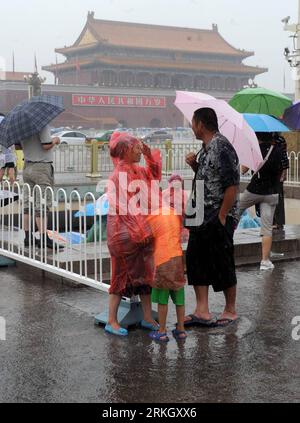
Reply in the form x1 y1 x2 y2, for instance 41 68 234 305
105 324 128 337
215 318 239 328
172 329 187 340
184 314 217 328
148 331 169 343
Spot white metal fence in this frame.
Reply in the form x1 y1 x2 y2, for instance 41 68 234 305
50 143 300 184
0 181 110 293
51 142 202 177
1 147 300 293
54 144 91 174
287 151 300 185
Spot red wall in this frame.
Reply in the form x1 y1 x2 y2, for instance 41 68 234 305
1 87 185 128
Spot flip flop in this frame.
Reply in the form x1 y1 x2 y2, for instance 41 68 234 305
105 324 128 337
172 329 188 341
215 318 239 328
148 331 170 343
184 314 217 328
140 320 160 331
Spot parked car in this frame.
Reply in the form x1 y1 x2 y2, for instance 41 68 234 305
53 131 87 145
176 127 189 131
51 127 65 135
141 130 174 143
85 130 114 145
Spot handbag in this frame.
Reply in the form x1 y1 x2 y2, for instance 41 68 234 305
184 151 203 230
252 145 275 179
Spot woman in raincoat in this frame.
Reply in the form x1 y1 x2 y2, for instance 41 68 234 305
105 133 162 336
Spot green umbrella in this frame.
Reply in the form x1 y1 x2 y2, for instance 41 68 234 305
229 87 292 118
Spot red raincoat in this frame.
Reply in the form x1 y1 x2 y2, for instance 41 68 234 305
107 133 162 295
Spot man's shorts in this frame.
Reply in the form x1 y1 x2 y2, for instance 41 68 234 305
151 287 185 306
23 162 54 215
186 216 237 293
1 162 15 169
239 190 279 237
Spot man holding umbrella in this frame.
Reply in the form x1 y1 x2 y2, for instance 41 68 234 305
174 91 262 328
0 96 65 250
185 108 240 328
18 125 60 249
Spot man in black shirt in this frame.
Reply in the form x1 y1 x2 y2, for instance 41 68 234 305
240 132 284 271
185 108 240 328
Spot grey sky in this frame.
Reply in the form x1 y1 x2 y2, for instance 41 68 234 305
0 0 298 93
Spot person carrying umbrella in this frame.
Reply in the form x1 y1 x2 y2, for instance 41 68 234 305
184 108 240 328
272 132 290 230
239 132 284 270
17 124 61 249
0 96 65 250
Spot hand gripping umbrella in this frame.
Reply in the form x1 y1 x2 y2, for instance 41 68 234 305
0 95 65 148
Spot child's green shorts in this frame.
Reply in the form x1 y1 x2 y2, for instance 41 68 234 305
151 287 185 306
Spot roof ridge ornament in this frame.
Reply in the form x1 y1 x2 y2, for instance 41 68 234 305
87 11 95 20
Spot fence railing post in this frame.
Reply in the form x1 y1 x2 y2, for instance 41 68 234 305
86 140 101 179
164 139 173 176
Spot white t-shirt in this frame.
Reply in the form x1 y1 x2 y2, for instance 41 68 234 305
20 125 53 163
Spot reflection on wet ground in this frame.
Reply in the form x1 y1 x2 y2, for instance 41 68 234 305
0 261 299 403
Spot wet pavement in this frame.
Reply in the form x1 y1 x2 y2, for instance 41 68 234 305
0 261 299 403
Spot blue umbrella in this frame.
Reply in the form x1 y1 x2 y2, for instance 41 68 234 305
0 95 65 148
243 113 290 133
75 195 109 218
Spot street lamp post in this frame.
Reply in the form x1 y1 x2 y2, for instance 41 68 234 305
283 0 300 100
24 72 46 99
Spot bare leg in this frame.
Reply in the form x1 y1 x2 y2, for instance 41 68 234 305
36 216 47 235
176 305 186 333
262 236 273 262
220 285 238 321
185 286 212 322
157 304 168 334
7 168 15 185
107 294 122 330
140 294 159 327
24 214 37 246
0 169 4 183
24 214 29 231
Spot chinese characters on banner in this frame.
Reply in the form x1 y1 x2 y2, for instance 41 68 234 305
72 94 166 108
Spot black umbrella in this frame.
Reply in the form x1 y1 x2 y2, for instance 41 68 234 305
0 95 65 148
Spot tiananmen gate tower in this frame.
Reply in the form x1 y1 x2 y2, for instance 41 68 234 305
0 12 267 128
